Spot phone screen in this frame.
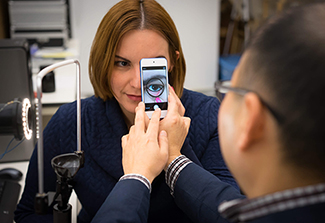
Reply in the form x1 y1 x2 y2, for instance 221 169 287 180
142 66 168 111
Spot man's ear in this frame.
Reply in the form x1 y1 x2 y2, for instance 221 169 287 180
237 92 266 151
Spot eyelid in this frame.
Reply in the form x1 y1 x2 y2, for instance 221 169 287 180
143 77 164 86
145 83 163 88
156 56 166 59
114 60 130 67
143 75 166 82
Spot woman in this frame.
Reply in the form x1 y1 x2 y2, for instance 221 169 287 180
15 0 238 222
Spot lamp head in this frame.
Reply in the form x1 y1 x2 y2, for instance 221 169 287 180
0 98 32 140
51 153 83 180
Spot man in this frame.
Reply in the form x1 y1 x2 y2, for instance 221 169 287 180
92 3 325 222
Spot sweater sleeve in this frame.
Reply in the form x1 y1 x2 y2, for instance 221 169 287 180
14 106 65 222
173 163 245 223
91 179 150 223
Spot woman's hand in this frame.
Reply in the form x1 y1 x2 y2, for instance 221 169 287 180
160 86 191 169
122 102 169 183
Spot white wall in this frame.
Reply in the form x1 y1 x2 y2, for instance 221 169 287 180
70 0 220 97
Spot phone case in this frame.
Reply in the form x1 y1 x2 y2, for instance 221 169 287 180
140 58 169 119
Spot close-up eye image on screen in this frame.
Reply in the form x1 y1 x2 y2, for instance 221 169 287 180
143 73 167 103
141 66 168 112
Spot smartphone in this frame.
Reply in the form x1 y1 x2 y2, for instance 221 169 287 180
140 58 169 119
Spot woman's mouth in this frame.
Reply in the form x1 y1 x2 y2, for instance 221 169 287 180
127 94 142 101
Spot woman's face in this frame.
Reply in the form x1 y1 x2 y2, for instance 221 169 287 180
111 29 171 119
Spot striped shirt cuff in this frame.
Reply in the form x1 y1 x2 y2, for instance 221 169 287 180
119 174 152 193
165 155 192 196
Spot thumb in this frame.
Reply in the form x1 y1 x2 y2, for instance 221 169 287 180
183 117 191 130
121 134 128 149
158 130 169 156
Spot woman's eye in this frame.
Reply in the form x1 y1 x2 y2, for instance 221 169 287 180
147 84 163 97
114 61 129 67
148 84 163 92
145 77 165 97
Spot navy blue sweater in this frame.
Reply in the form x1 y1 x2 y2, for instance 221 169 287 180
15 89 238 223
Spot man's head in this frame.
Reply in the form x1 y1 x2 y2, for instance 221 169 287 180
219 3 325 197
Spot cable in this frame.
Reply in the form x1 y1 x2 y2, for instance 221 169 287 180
0 137 14 160
0 136 25 160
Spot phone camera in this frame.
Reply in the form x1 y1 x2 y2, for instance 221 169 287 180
153 61 155 63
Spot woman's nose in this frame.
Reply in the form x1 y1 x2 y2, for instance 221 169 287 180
129 65 141 89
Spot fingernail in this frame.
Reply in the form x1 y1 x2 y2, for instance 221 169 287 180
160 130 167 136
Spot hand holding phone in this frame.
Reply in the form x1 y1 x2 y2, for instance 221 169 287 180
122 102 169 183
140 58 169 119
159 87 191 169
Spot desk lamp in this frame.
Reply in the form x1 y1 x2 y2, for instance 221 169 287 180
34 59 84 223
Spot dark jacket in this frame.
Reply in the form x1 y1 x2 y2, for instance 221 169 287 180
92 161 244 223
249 202 325 223
93 162 325 223
173 162 325 223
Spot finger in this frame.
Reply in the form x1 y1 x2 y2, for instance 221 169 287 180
167 88 179 115
121 135 128 148
146 107 161 138
169 86 185 115
158 130 169 156
134 101 146 132
144 111 150 131
125 133 130 141
183 117 191 131
168 86 185 116
169 85 175 93
129 125 136 135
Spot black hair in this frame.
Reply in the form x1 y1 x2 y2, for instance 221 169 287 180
238 3 325 178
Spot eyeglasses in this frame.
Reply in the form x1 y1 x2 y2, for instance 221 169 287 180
215 82 284 124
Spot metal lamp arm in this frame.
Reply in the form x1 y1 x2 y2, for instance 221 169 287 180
35 59 81 195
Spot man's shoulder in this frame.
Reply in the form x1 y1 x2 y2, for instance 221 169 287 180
251 201 325 223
